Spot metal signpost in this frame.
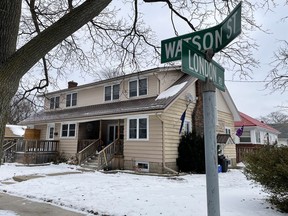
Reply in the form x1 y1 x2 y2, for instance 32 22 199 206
160 2 242 216
161 2 241 63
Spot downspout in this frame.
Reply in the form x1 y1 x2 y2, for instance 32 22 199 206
155 113 178 175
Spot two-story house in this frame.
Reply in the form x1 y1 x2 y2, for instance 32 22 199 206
19 67 240 173
234 112 280 162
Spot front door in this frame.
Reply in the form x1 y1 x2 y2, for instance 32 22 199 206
108 124 124 144
47 124 55 140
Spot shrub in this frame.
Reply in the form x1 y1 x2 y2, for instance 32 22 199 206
244 145 288 212
177 131 205 173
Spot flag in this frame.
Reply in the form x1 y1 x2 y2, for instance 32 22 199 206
179 109 186 134
236 125 244 137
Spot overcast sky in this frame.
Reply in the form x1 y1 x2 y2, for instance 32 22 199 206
140 1 288 119
57 1 287 119
139 1 288 119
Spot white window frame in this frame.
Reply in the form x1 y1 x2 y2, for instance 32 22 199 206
66 92 77 107
225 127 231 135
61 123 77 138
135 161 149 172
127 116 149 140
128 78 148 98
104 84 120 101
50 96 60 109
183 120 192 134
46 123 55 140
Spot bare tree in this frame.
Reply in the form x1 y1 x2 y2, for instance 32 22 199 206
259 111 288 124
7 94 38 125
0 0 284 161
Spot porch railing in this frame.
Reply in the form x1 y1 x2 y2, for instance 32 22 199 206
97 139 123 170
77 139 99 152
77 139 102 165
3 140 17 163
16 140 59 152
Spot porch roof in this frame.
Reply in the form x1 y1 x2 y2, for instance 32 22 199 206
21 75 196 125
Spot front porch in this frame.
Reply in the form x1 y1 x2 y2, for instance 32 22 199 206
3 139 59 164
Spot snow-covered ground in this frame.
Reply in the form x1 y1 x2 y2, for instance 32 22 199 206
0 163 286 216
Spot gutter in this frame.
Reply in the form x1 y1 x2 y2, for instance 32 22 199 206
155 113 178 175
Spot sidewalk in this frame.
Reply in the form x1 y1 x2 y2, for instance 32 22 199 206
0 192 86 216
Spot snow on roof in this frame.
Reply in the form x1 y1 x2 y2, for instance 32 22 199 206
6 125 27 137
156 82 187 100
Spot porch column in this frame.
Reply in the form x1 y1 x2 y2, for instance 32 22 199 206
99 120 102 140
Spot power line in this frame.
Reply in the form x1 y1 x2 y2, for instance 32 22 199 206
225 80 271 83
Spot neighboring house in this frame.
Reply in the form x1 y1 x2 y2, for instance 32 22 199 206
19 67 240 173
268 123 288 146
234 112 280 162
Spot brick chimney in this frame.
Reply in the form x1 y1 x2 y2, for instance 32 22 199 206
68 81 78 89
192 80 204 137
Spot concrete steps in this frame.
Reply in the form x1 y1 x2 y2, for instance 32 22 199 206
81 154 99 170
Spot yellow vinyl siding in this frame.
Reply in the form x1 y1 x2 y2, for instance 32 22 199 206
78 86 102 106
162 98 194 162
58 139 78 155
223 144 236 159
124 116 163 163
217 111 237 161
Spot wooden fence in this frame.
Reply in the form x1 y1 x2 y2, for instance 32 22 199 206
236 144 264 163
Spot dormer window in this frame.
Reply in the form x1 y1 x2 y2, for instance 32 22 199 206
50 96 59 109
129 78 147 98
105 84 120 101
66 93 77 107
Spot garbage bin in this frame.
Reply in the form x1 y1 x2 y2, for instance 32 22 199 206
218 155 228 173
221 159 229 173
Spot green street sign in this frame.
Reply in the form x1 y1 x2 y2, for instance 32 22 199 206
161 2 242 63
181 41 225 91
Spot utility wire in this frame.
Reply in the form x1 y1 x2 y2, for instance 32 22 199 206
225 80 271 83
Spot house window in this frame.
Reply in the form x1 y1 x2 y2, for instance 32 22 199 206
239 131 251 143
47 123 55 140
135 161 149 172
66 93 77 107
61 123 76 137
105 84 120 101
183 120 191 133
50 96 59 109
129 78 147 98
255 131 261 143
225 127 231 135
128 116 148 140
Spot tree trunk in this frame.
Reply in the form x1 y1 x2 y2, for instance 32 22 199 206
0 1 22 163
0 0 112 164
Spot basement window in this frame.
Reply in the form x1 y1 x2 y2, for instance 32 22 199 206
136 161 149 172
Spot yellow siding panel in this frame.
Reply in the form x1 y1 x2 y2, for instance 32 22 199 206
124 116 163 163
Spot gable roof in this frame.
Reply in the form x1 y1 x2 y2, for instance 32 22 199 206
20 74 196 125
217 134 235 144
235 112 280 134
268 123 288 138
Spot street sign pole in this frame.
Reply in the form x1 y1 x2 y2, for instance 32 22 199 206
160 2 242 216
203 79 220 216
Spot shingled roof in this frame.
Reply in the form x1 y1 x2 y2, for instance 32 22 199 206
21 74 196 125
